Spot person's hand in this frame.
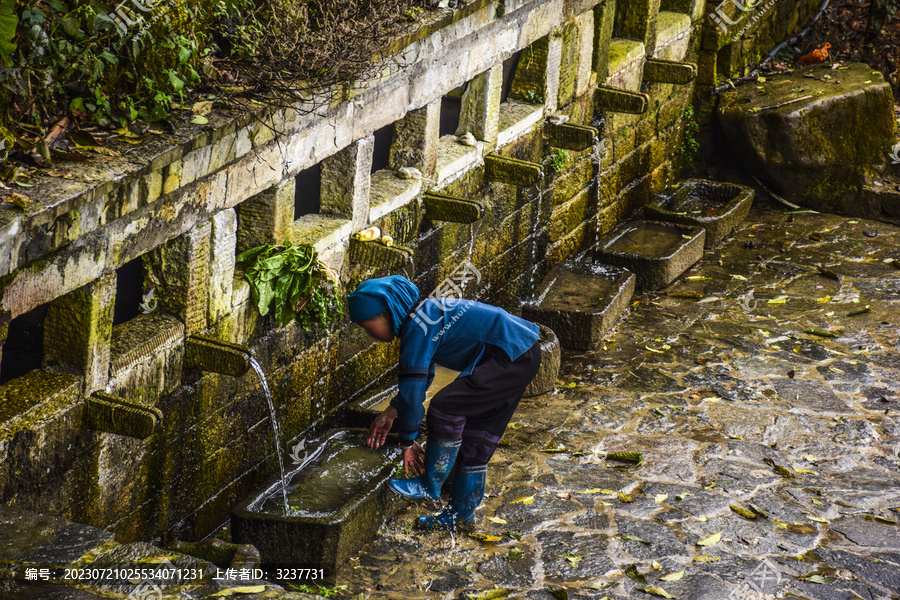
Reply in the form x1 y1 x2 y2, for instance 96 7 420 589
367 405 397 449
402 441 425 476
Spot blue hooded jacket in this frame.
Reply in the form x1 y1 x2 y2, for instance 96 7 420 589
347 275 539 442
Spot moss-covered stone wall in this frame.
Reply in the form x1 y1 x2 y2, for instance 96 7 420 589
0 0 817 544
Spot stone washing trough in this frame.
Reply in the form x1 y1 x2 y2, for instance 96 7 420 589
522 323 560 397
522 261 635 350
644 178 754 248
231 428 404 572
591 220 706 290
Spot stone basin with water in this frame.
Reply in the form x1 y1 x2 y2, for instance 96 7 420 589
644 178 754 248
522 260 635 350
231 428 405 573
591 219 706 289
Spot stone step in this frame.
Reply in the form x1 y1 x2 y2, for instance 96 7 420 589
522 261 635 350
590 219 706 290
644 178 755 248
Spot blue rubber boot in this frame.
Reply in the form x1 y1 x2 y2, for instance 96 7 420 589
388 437 461 502
415 463 486 532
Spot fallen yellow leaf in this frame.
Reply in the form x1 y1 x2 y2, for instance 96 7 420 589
696 531 722 546
692 554 720 562
636 585 676 598
660 568 685 581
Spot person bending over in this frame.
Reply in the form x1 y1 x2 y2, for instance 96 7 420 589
347 274 542 531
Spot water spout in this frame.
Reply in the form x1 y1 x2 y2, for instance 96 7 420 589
182 336 290 515
183 336 252 377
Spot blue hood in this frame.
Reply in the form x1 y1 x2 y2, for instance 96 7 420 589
347 275 420 336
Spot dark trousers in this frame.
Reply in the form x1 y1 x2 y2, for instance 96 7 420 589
425 340 542 468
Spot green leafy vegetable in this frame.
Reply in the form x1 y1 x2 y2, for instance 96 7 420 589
236 241 343 332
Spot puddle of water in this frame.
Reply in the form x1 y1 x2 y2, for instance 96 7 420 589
260 431 402 519
604 222 686 257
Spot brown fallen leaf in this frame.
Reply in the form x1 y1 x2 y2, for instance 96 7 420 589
816 264 840 280
68 129 104 147
624 563 646 583
3 192 31 210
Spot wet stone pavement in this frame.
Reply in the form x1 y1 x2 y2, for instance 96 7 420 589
335 203 900 600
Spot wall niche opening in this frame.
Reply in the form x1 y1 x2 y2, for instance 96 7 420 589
500 50 523 103
0 303 49 384
371 123 395 173
294 162 322 219
440 83 466 137
114 257 146 326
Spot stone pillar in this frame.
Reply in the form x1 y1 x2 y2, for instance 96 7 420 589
320 136 373 232
457 64 502 148
613 0 662 56
593 0 617 83
509 33 563 114
389 99 440 179
209 209 236 326
145 224 211 335
574 10 596 98
557 22 579 108
43 273 115 394
545 33 563 114
235 179 295 254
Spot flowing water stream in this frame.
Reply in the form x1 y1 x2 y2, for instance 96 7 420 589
248 356 290 516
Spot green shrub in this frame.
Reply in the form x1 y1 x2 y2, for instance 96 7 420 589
549 148 570 173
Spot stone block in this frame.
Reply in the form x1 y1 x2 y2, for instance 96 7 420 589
43 273 116 394
458 64 503 147
389 99 441 178
235 180 294 254
320 136 374 232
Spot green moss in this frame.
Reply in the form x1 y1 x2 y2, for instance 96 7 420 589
607 43 629 70
678 104 700 174
804 176 858 212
